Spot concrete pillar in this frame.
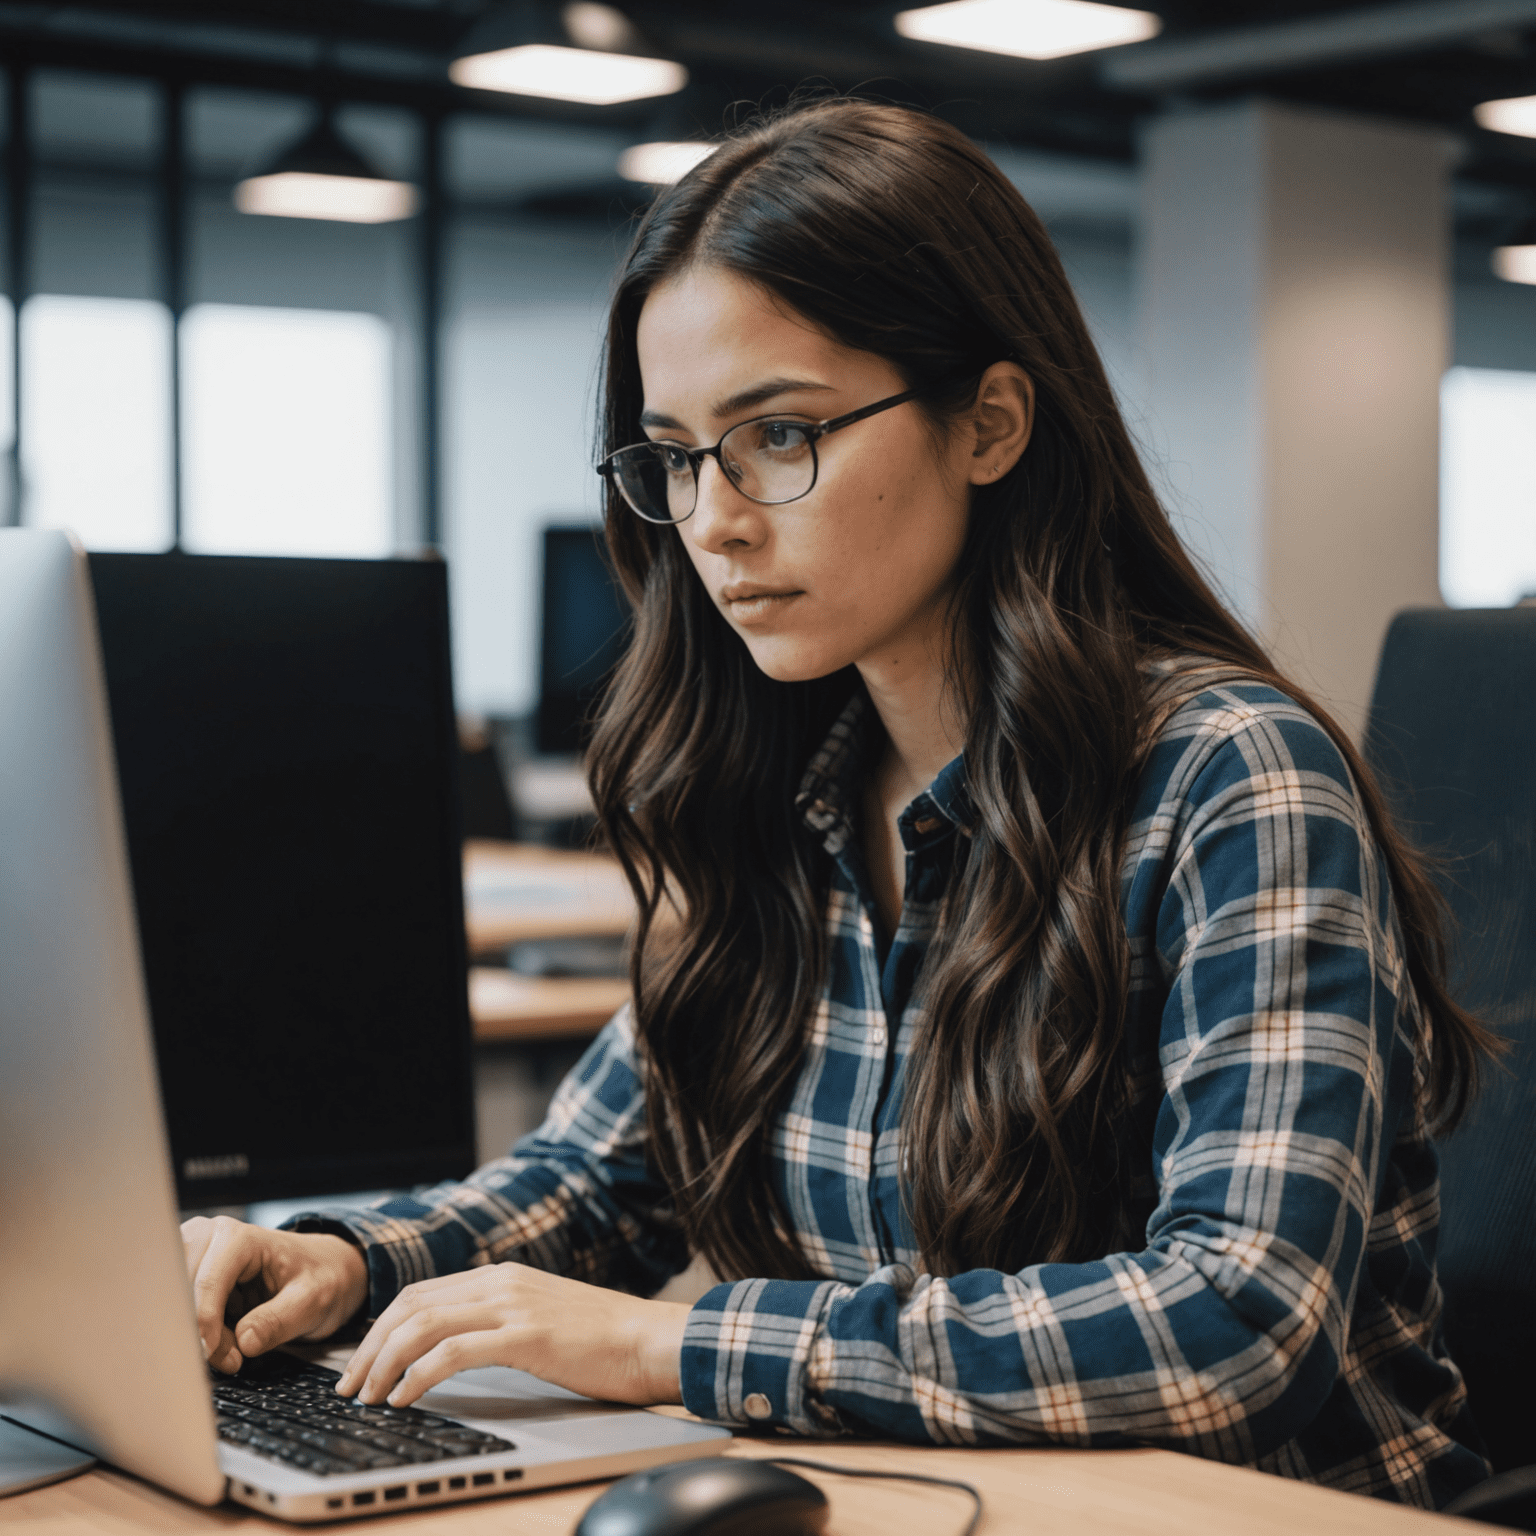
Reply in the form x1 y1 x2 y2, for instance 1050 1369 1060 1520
1139 99 1455 737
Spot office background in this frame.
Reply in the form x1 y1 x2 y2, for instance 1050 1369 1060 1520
2 1 1535 735
5 0 1536 1174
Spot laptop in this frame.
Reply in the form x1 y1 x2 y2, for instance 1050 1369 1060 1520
0 528 729 1521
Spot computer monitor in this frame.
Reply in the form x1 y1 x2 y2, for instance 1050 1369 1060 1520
535 525 631 757
87 551 476 1210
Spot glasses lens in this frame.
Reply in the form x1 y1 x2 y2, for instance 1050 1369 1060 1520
720 420 816 504
609 443 696 524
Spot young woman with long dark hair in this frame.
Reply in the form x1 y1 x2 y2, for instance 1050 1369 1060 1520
183 98 1494 1507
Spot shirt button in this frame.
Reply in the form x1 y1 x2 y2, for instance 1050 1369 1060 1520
743 1393 773 1421
871 1026 886 1047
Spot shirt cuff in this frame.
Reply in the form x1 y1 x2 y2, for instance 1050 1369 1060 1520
680 1277 849 1436
283 1201 465 1320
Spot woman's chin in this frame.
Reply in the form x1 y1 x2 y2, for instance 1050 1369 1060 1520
740 634 853 685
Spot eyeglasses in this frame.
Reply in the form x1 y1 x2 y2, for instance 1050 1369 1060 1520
596 387 920 525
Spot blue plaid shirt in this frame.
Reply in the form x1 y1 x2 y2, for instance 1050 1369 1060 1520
293 672 1487 1507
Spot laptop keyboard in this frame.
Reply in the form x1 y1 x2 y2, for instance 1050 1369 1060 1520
211 1355 515 1476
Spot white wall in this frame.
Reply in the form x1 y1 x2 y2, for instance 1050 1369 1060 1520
444 222 615 715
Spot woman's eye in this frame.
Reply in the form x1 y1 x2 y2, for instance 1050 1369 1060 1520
759 422 810 452
656 444 692 475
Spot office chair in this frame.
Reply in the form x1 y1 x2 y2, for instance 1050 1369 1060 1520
1364 607 1536 1521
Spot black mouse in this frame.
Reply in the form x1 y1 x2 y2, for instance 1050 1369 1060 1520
573 1455 830 1536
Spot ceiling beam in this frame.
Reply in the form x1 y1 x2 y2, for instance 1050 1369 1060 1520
1102 0 1536 92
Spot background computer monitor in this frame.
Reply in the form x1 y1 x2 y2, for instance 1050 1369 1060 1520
536 526 631 757
88 552 476 1209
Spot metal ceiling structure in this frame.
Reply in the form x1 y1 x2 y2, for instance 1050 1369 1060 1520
2 0 1533 543
0 0 1533 186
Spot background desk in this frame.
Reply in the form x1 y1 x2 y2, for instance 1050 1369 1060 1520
0 1430 1480 1536
463 840 633 1045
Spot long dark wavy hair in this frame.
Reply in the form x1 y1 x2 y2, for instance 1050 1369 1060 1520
585 98 1494 1283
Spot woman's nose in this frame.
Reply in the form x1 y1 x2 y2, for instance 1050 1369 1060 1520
687 457 764 554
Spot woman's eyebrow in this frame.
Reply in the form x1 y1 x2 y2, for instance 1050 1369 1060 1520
638 377 833 431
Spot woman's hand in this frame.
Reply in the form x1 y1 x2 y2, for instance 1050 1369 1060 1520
181 1215 370 1374
336 1264 690 1410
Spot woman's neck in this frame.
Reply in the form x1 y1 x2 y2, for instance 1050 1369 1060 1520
857 635 967 810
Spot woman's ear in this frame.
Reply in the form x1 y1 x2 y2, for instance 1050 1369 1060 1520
965 362 1034 486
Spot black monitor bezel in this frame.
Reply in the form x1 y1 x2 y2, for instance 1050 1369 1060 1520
88 550 477 1210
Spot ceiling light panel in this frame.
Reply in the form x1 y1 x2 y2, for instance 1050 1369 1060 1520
1494 246 1536 284
618 140 716 184
895 0 1161 60
234 172 418 224
1475 95 1536 139
449 44 687 104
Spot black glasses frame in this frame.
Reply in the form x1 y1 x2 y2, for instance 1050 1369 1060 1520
596 387 921 525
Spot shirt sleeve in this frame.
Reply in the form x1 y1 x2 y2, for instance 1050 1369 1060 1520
284 1004 688 1318
680 707 1409 1458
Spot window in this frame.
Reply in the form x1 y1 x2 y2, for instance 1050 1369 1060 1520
21 295 173 551
180 303 393 558
1441 366 1536 608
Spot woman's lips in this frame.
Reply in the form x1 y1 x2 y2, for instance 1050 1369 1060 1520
721 586 804 625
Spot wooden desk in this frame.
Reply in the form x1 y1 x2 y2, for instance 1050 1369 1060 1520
469 968 628 1043
463 841 635 1044
0 1430 1481 1536
463 841 634 957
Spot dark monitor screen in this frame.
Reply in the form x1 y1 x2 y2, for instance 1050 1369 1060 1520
88 553 475 1209
536 526 631 756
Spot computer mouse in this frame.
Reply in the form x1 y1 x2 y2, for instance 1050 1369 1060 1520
573 1455 830 1536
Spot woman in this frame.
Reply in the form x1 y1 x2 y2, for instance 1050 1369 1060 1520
183 98 1493 1507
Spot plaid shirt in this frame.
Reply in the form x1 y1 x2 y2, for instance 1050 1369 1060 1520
292 674 1487 1507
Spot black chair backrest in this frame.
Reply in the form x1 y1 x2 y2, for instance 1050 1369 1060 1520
1365 607 1536 1473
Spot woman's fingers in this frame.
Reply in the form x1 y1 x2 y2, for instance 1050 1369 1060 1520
235 1234 369 1357
339 1273 499 1397
352 1303 508 1406
180 1220 370 1373
336 1265 689 1410
380 1328 516 1409
232 1278 327 1360
183 1215 264 1366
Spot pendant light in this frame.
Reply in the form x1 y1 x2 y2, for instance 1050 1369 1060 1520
616 90 719 185
450 2 687 106
234 108 418 224
1493 214 1536 287
1475 94 1536 139
895 0 1160 60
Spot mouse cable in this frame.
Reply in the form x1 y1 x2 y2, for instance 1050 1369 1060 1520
763 1456 982 1536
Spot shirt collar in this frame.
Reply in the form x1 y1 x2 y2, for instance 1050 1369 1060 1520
794 691 976 858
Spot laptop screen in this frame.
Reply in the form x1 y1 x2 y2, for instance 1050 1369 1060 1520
89 552 475 1208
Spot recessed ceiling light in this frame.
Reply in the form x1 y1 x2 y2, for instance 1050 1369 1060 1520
1475 95 1536 139
618 140 716 184
449 44 686 104
895 0 1160 60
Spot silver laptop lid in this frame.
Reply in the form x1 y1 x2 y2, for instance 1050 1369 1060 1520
0 528 226 1506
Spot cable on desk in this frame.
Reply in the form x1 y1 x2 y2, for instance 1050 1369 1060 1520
764 1456 983 1536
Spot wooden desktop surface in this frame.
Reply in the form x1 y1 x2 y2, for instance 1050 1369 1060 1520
463 840 634 956
0 1427 1484 1536
463 841 632 1044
